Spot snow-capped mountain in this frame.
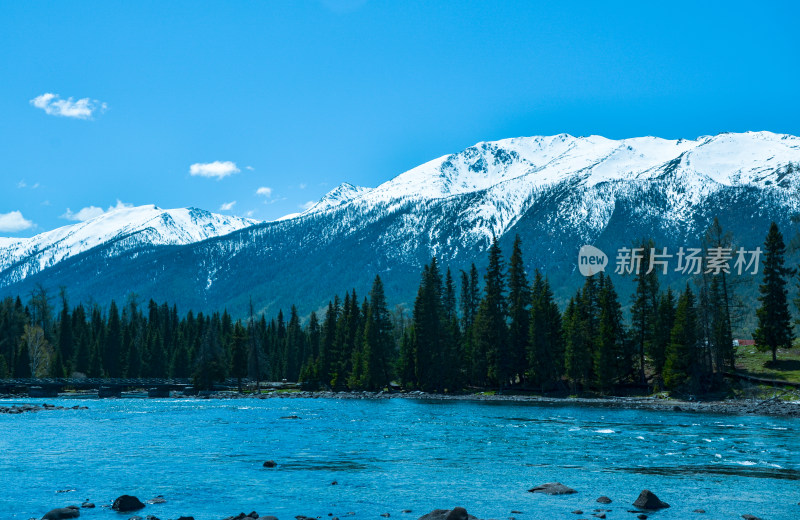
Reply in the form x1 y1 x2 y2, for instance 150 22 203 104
1 131 798 318
301 182 373 215
316 131 800 241
0 205 260 285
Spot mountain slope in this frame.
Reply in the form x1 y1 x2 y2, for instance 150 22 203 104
0 205 260 285
1 131 798 322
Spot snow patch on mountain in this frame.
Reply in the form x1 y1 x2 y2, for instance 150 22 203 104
0 205 260 281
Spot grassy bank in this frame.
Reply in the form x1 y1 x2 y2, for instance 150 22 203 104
734 343 800 384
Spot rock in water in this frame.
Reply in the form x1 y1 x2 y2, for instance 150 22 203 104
741 516 762 520
445 508 468 520
41 506 80 519
528 483 577 495
112 495 146 512
632 490 670 510
263 460 278 468
596 496 612 504
418 508 480 520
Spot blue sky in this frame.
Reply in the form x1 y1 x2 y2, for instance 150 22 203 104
1 0 799 236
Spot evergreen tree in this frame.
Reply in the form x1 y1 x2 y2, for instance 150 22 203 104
507 235 530 384
230 321 248 392
459 264 480 383
753 222 794 362
650 288 676 383
318 298 339 387
286 305 304 381
413 259 447 391
397 328 416 387
664 285 699 392
442 268 462 391
193 320 225 390
88 338 104 378
361 275 394 390
57 288 73 374
475 238 509 388
105 300 122 377
630 240 659 384
246 298 262 390
527 272 564 391
704 218 735 371
594 274 625 393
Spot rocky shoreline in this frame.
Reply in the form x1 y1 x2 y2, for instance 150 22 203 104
3 389 799 417
186 389 800 418
0 403 88 414
37 495 778 520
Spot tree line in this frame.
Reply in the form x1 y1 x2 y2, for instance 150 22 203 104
0 219 797 394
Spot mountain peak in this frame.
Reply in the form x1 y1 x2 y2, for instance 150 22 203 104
0 205 260 284
302 182 373 215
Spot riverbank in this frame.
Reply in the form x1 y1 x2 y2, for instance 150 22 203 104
3 388 799 417
181 389 800 418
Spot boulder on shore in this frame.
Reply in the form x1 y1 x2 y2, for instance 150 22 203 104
632 490 670 510
528 482 577 495
112 495 145 512
418 508 480 520
41 506 80 520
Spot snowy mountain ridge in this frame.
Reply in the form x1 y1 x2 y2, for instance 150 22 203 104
1 130 799 318
287 130 800 245
0 205 260 284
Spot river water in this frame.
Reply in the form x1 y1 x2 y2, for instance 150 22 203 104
0 397 797 520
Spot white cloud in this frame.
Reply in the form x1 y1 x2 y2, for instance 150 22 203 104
17 180 40 189
245 165 254 171
61 200 133 222
256 186 272 197
300 200 316 211
189 161 240 179
299 183 307 190
62 206 104 222
0 211 34 232
219 201 236 211
30 92 107 120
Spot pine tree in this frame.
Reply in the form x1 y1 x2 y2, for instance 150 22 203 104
704 218 735 371
459 264 480 384
230 321 248 392
105 300 122 377
528 271 564 391
246 298 261 390
286 305 304 381
193 320 225 390
594 274 625 393
475 238 509 389
362 275 394 390
507 235 530 384
397 328 416 388
630 240 659 384
754 222 794 362
664 285 699 392
318 298 339 387
57 288 73 374
413 259 447 391
650 288 676 383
